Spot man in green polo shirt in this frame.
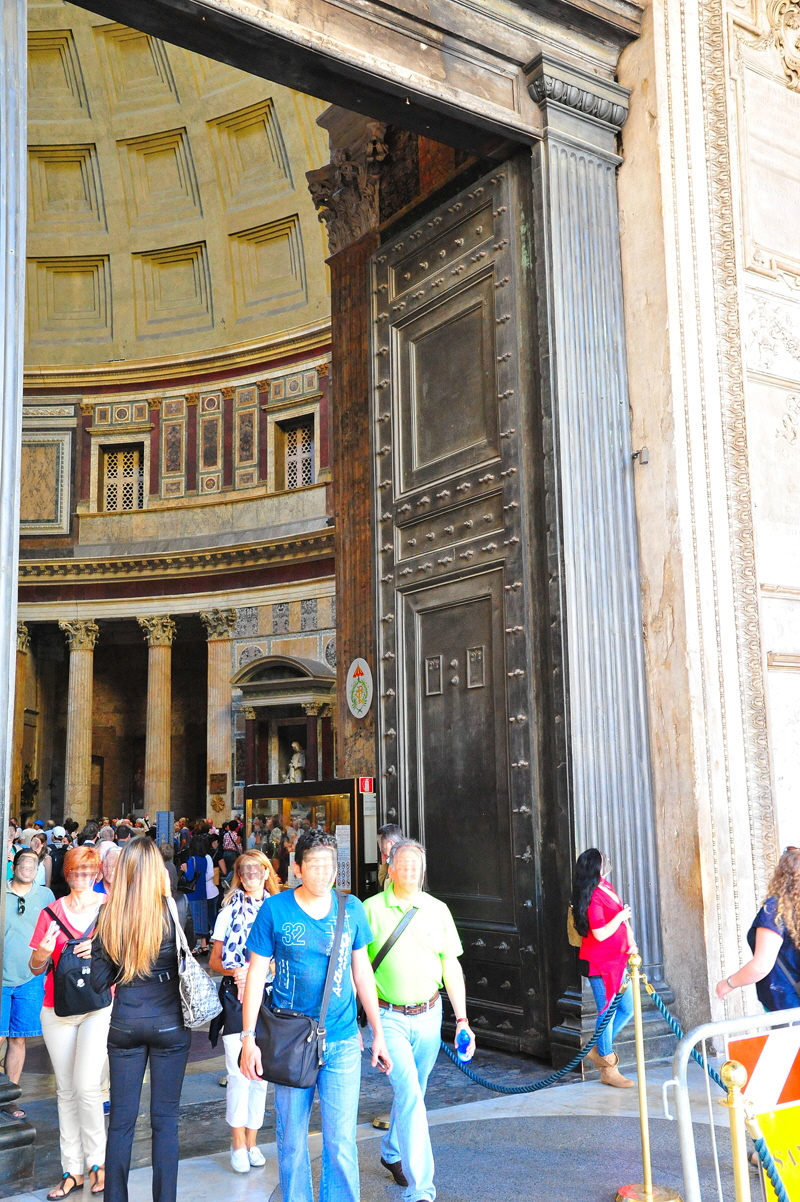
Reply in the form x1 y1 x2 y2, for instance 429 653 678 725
363 839 475 1202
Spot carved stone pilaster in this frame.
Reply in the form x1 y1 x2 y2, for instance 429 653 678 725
138 615 176 647
16 623 30 654
59 619 100 651
200 608 237 640
306 119 389 255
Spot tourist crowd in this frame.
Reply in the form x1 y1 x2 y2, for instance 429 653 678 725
3 808 800 1202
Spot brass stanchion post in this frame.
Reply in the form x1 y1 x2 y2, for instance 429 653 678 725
616 954 682 1202
721 1061 753 1202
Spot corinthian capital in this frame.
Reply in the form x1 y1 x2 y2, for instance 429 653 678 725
200 608 238 641
138 615 176 647
59 619 100 651
16 622 30 654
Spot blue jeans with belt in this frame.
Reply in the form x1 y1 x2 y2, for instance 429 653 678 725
589 973 634 1057
274 1033 362 1202
378 997 442 1202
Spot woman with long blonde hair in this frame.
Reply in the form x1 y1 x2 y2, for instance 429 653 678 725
717 846 800 1010
88 836 190 1202
208 849 278 1173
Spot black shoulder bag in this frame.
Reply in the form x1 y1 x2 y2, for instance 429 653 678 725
44 907 112 1018
357 905 419 1026
248 890 347 1089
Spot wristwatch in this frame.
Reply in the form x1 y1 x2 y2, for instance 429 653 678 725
240 1029 256 1041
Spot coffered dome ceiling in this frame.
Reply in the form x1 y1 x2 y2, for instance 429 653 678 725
25 1 332 369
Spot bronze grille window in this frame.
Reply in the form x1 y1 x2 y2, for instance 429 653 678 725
102 446 144 511
285 419 314 489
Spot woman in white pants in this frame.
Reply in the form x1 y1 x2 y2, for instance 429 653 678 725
209 850 278 1173
29 844 111 1199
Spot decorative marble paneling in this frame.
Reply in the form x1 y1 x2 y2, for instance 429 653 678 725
207 99 293 209
19 431 71 533
162 420 185 474
300 597 317 631
235 407 256 466
26 255 112 344
118 128 202 227
269 367 319 402
324 636 336 669
234 607 259 636
747 290 800 382
27 29 89 120
272 602 289 634
229 215 307 322
93 24 179 114
237 642 265 668
132 242 212 338
28 144 105 233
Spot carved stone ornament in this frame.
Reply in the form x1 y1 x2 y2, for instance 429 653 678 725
529 75 628 129
185 393 199 406
766 0 800 89
243 706 257 721
16 622 30 654
200 607 238 640
221 387 236 400
138 615 176 646
306 121 389 255
148 397 162 411
79 403 93 417
59 619 100 651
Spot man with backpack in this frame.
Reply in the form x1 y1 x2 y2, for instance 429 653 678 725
363 839 475 1202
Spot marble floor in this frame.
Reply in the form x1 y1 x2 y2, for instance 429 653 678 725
3 1061 733 1202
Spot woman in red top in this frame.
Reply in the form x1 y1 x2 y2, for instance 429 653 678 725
571 848 636 1088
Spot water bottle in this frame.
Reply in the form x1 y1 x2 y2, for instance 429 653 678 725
456 1027 473 1064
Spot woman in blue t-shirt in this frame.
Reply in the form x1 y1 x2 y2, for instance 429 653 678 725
240 829 391 1202
716 846 800 1011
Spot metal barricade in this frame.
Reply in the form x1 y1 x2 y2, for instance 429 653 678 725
666 1008 800 1202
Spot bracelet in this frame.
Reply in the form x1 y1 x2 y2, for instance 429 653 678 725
455 1017 469 1026
726 976 735 990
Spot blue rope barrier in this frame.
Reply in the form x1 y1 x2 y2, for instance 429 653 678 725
753 1136 791 1202
438 985 626 1095
643 982 725 1090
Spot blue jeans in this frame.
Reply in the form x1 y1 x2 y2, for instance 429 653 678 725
589 973 634 1057
379 999 442 1202
274 1033 361 1202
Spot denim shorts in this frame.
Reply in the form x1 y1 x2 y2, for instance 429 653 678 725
1 974 46 1038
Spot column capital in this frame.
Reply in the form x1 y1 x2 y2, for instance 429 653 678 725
186 392 199 406
138 615 176 646
306 117 389 255
320 703 334 718
16 622 30 654
303 703 321 716
200 607 237 641
243 706 257 721
59 619 100 651
525 51 628 135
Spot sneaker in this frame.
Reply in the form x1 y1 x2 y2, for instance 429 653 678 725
248 1147 265 1167
103 1101 110 1116
230 1147 251 1174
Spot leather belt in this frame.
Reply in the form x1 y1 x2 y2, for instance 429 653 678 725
378 991 440 1016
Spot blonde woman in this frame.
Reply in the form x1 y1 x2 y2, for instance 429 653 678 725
208 850 279 1173
717 846 800 1010
88 837 190 1202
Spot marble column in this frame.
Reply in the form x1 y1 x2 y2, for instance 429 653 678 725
320 704 334 780
303 704 320 781
59 620 100 826
11 623 29 814
138 616 176 815
243 707 257 788
200 608 237 819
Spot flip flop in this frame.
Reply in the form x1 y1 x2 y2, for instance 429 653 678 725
3 1105 25 1119
47 1174 83 1200
89 1166 104 1195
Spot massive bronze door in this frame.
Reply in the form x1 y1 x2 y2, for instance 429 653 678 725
370 161 549 1052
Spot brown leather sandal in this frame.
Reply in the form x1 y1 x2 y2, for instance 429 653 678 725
47 1173 84 1199
89 1166 105 1195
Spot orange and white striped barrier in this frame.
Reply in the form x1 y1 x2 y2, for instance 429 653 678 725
730 1025 800 1202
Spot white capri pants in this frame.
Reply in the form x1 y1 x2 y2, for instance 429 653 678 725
41 1004 112 1176
223 1032 268 1130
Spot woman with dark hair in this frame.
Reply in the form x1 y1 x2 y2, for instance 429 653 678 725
716 846 800 1010
571 848 636 1088
180 833 210 954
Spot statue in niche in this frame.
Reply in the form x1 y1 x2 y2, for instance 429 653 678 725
284 742 306 784
21 764 39 807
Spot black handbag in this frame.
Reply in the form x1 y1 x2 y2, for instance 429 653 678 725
248 890 347 1089
44 908 112 1018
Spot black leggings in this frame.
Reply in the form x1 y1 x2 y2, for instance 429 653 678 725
105 1007 191 1202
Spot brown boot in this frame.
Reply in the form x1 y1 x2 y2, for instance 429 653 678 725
599 1052 634 1088
584 1045 605 1070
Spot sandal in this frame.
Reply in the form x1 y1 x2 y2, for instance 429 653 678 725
89 1166 105 1195
3 1104 25 1119
47 1174 84 1200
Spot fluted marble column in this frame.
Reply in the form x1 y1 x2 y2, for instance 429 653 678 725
11 623 29 813
200 608 237 819
138 616 176 815
59 620 100 826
